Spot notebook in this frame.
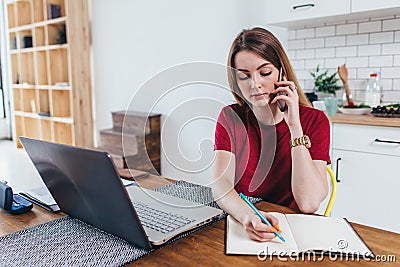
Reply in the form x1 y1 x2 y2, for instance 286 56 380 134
19 137 223 250
226 213 374 258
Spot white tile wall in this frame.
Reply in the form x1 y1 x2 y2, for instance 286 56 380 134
394 55 400 66
287 16 400 104
383 19 400 31
336 24 357 35
370 32 394 44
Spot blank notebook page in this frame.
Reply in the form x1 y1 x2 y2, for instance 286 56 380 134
286 214 371 254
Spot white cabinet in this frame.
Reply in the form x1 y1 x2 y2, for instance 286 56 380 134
266 0 400 27
352 0 400 13
267 0 351 25
331 123 400 233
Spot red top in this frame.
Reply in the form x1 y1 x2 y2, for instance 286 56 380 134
214 104 331 211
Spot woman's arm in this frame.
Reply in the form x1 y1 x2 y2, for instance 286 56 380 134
287 110 328 213
273 80 329 214
290 130 328 213
212 150 279 241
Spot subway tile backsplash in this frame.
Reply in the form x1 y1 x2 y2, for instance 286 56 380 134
287 16 400 104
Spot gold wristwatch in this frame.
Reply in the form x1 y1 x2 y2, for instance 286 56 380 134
290 135 311 149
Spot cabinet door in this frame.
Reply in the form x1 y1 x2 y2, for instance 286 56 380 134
266 0 351 25
332 149 400 233
332 123 400 157
352 0 400 13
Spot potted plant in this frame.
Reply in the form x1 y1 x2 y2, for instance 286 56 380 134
310 65 341 98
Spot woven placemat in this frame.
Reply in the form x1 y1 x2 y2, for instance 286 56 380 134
0 180 261 266
154 180 261 211
0 216 150 267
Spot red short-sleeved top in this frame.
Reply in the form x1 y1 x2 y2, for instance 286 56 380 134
214 104 331 211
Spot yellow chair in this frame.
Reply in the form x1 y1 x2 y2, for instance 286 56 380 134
324 165 337 217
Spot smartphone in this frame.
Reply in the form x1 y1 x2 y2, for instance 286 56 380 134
273 67 287 112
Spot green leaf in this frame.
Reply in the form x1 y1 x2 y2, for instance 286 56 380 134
310 66 341 95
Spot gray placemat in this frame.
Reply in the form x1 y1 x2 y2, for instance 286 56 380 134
0 180 261 266
0 216 150 267
154 180 261 211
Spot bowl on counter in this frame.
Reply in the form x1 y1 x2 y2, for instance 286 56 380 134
338 107 371 115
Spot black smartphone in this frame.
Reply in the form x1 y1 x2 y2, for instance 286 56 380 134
273 67 287 112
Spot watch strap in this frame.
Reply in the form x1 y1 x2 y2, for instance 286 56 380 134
290 135 311 149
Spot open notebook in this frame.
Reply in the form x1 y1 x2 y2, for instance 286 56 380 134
226 213 374 258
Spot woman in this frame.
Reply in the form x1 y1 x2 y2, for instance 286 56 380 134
212 27 331 242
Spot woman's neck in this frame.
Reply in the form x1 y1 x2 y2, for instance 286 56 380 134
252 104 284 126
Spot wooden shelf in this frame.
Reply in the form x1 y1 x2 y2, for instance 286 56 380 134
7 0 93 148
8 17 67 32
14 111 73 123
12 84 72 90
10 44 69 54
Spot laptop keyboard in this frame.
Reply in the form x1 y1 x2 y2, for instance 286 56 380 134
133 202 195 234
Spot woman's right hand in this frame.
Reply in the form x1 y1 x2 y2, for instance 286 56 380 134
241 212 280 242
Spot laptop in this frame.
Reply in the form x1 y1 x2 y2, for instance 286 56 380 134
19 137 223 250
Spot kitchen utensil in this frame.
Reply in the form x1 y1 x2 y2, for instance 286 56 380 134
337 64 355 107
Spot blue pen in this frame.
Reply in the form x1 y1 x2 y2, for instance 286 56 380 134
239 192 285 242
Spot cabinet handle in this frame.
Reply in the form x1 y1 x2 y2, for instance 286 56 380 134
374 138 400 145
335 157 341 183
292 3 315 10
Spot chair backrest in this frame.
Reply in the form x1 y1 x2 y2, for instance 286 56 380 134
324 165 337 216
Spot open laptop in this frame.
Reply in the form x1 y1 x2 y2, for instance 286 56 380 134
19 137 223 250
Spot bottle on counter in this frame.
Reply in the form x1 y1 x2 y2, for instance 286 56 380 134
365 73 381 107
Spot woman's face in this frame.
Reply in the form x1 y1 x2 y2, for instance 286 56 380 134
234 50 280 107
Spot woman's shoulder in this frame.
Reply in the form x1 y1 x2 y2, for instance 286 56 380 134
218 103 251 126
299 105 329 124
221 103 249 116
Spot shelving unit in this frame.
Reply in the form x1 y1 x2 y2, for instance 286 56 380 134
6 0 93 148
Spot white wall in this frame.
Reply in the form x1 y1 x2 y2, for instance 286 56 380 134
90 0 286 185
287 16 400 104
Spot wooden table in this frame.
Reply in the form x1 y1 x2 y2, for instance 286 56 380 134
1 174 399 266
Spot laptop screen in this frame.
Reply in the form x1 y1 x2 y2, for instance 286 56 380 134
20 137 152 249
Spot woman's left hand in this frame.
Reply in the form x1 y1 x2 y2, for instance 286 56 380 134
271 78 300 128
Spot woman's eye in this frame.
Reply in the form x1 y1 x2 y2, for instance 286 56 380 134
237 72 250 80
261 71 272 77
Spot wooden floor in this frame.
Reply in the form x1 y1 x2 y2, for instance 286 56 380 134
0 139 45 192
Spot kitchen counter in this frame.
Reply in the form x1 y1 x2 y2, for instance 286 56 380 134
328 113 400 127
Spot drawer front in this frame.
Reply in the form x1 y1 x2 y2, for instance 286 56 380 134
332 124 400 157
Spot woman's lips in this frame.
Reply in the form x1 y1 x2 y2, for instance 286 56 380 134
251 92 268 99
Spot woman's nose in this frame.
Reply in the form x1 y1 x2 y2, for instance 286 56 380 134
251 75 261 89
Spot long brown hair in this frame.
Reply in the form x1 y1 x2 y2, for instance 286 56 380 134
227 27 311 107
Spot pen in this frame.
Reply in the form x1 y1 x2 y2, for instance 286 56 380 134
239 192 285 242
